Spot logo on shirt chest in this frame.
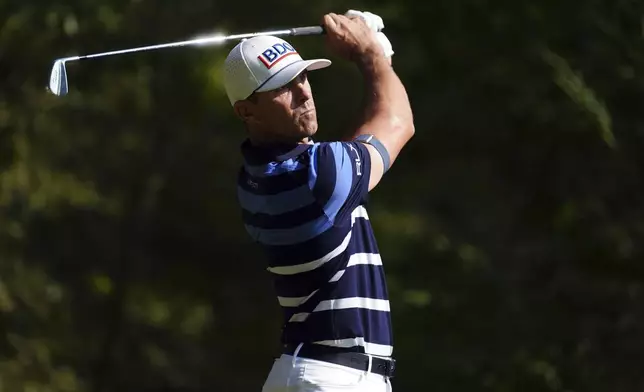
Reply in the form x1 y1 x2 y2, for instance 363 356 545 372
258 43 298 69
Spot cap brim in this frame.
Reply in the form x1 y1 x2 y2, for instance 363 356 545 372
255 59 331 93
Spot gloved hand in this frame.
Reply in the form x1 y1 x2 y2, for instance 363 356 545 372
344 10 394 58
345 9 384 32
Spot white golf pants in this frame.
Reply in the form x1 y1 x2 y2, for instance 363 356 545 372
261 353 393 392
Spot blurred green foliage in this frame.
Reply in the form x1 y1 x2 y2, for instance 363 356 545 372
1 0 644 391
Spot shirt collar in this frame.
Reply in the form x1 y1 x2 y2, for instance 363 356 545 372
241 138 313 165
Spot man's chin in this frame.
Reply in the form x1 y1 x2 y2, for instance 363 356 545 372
298 120 318 137
304 126 318 138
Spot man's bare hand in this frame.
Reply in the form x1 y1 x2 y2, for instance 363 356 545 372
321 13 383 64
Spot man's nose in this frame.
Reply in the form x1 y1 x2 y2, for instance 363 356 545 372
293 80 312 103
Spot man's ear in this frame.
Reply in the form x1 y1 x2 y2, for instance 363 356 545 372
233 100 257 124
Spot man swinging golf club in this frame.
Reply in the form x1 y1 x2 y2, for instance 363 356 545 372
224 10 415 391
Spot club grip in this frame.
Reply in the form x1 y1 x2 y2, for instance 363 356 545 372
290 26 325 36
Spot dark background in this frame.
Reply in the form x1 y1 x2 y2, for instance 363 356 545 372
2 0 644 391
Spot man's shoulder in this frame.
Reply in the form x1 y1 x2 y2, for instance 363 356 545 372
307 140 368 165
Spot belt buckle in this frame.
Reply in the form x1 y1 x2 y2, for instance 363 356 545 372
376 357 395 378
388 358 396 378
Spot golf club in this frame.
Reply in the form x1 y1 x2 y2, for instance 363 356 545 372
48 25 325 97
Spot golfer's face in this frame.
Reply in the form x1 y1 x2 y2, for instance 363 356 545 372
257 72 318 140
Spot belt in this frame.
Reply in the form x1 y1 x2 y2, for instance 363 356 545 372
283 343 396 378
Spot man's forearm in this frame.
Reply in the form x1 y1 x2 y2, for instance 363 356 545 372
351 52 415 164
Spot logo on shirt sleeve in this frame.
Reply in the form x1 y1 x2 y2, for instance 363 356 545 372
348 144 362 176
258 43 298 69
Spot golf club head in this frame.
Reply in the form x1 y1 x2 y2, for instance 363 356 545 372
49 59 68 96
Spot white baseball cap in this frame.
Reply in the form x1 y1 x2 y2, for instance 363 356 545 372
223 35 331 106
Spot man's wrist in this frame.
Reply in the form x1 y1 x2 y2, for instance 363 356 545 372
355 49 391 75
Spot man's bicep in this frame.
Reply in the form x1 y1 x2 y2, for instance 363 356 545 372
363 143 385 191
353 134 390 192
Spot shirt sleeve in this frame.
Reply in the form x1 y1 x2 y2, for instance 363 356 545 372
307 141 372 222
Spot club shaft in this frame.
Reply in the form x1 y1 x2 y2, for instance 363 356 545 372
66 27 322 62
80 37 230 59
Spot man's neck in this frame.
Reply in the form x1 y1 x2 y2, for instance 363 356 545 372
248 132 311 147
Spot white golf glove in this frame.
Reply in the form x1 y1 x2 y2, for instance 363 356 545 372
375 32 394 58
345 9 384 32
344 9 394 58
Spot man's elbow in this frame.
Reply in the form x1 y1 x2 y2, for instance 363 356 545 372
407 108 416 138
407 120 416 139
392 113 415 140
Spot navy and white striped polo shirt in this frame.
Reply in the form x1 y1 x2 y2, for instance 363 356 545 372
237 138 393 357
